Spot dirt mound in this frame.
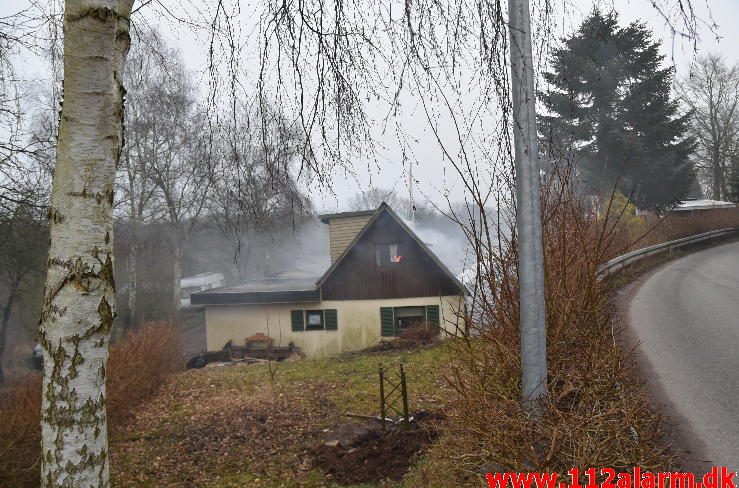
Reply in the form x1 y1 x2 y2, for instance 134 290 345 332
311 412 441 484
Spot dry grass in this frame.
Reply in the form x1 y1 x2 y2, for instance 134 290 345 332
0 321 183 488
613 207 738 254
638 210 738 247
109 343 454 487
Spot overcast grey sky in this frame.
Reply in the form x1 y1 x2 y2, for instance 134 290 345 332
3 0 738 214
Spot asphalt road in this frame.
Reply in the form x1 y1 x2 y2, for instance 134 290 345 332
629 240 739 472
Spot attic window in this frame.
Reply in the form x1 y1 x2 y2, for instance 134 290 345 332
375 243 402 266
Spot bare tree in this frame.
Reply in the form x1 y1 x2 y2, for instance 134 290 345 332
731 152 739 201
210 109 310 281
677 54 739 201
117 33 213 313
348 188 404 211
0 202 46 384
142 68 212 311
348 187 437 222
0 34 54 382
119 30 169 327
0 10 51 210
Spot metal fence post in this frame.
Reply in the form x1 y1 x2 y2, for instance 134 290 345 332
379 365 386 432
400 364 410 429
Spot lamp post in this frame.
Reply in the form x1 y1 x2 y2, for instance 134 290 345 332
507 0 548 412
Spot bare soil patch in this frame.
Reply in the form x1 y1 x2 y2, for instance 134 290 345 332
311 411 442 485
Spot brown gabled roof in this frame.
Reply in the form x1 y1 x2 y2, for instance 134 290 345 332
315 202 469 294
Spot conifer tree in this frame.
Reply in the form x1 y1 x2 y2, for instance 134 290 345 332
541 10 696 210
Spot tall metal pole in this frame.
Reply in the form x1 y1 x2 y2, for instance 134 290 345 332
507 0 548 411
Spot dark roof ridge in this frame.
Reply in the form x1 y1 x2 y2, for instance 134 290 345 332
318 208 376 224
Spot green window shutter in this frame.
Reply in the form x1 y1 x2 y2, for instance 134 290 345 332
291 310 304 332
324 309 338 330
426 305 440 327
380 307 395 337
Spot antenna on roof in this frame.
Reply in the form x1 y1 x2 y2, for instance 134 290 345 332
408 163 415 225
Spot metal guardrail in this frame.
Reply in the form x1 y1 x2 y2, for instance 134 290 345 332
597 227 738 278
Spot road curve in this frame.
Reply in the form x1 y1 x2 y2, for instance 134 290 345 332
629 240 739 472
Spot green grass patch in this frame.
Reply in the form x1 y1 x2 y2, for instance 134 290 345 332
110 343 455 487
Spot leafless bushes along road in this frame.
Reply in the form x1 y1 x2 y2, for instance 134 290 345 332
436 170 728 481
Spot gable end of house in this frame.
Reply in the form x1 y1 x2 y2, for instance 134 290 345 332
317 204 466 300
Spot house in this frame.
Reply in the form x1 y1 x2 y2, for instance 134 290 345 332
672 198 737 214
191 203 468 358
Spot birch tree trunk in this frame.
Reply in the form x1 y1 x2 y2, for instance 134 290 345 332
0 285 19 385
712 145 722 200
39 0 132 485
127 219 138 327
236 238 252 282
173 242 183 313
126 170 138 330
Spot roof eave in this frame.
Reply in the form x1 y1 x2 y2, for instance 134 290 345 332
318 209 376 224
191 288 321 306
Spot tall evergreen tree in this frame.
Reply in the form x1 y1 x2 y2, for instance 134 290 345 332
541 10 696 210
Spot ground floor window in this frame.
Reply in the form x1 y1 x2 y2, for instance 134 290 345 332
393 306 426 331
380 305 440 337
291 309 338 332
305 310 324 331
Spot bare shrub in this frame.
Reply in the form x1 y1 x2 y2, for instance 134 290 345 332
399 322 440 344
0 321 183 487
441 168 676 482
636 208 738 249
604 200 738 255
0 375 42 487
106 321 183 425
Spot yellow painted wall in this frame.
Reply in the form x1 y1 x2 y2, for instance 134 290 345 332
204 295 465 358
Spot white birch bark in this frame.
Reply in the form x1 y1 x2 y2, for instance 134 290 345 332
39 0 133 486
0 282 19 384
126 155 138 329
127 218 138 326
173 241 183 313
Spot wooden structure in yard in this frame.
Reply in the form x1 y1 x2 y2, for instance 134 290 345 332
379 364 410 430
186 334 298 369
